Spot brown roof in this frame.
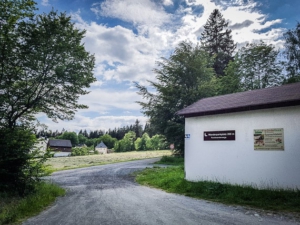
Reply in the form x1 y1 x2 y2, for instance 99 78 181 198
48 139 72 148
177 82 300 117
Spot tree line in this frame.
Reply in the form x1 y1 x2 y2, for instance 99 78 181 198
135 9 300 156
36 119 166 151
36 119 155 140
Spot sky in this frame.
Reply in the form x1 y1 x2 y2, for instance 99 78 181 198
34 0 299 133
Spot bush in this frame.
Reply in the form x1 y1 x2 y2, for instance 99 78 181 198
0 127 50 196
71 147 93 156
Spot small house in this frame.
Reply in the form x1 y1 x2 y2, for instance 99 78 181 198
95 141 108 154
177 82 300 190
47 139 72 152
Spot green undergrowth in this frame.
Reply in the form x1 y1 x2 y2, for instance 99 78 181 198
135 163 300 213
0 182 65 225
154 155 184 165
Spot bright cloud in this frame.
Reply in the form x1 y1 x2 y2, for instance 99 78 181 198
41 0 49 6
92 0 171 26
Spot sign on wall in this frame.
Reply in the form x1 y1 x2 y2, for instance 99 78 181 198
204 130 235 141
254 128 284 150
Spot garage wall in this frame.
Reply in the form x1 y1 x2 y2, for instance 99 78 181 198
184 105 300 189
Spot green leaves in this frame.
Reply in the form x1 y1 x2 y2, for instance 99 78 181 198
224 41 283 91
0 7 95 128
200 9 236 77
284 22 300 83
136 41 216 155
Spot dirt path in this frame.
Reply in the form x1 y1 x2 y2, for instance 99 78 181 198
23 158 299 225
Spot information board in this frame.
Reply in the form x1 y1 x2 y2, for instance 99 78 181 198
204 130 235 141
254 128 284 150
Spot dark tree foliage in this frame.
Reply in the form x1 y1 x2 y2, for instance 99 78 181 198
135 41 216 155
134 119 143 138
201 9 236 77
0 0 95 195
143 122 155 137
221 41 283 93
0 127 50 196
0 9 95 129
284 22 300 83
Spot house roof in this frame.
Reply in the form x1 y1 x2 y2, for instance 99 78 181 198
177 82 300 117
96 141 107 148
48 139 72 148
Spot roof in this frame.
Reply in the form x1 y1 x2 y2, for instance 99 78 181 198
177 82 300 117
48 139 72 148
96 141 107 148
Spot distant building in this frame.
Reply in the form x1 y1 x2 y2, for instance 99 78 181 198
47 139 72 152
178 82 300 190
95 141 108 154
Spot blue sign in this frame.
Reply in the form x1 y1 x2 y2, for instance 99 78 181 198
185 134 190 139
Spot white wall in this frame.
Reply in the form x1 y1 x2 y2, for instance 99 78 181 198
184 105 300 189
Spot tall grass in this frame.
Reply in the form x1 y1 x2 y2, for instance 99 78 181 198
135 164 300 212
0 182 65 225
155 155 184 165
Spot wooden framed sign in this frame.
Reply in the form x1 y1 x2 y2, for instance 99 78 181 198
204 130 235 141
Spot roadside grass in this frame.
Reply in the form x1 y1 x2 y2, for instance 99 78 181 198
0 182 65 225
154 155 184 165
46 150 172 172
135 157 300 213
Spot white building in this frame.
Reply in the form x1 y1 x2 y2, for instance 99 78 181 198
178 82 300 190
95 141 108 154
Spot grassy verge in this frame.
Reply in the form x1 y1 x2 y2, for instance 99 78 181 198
46 150 172 172
135 156 300 213
154 155 184 165
0 182 65 225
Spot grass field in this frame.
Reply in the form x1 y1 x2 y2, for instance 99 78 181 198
45 150 172 171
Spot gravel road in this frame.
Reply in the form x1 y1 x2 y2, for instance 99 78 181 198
23 158 299 225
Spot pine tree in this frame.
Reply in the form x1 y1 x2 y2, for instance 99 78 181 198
201 9 236 77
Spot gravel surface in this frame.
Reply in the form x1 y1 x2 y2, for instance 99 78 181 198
23 158 300 225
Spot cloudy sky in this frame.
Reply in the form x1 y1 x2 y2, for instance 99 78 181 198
35 0 299 133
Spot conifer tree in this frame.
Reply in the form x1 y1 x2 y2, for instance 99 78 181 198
201 9 236 77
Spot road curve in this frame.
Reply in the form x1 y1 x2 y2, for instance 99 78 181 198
23 158 299 225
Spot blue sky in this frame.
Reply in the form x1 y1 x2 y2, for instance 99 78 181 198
35 0 299 133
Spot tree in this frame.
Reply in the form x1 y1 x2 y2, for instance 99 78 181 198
0 9 96 129
135 41 216 155
135 133 150 150
133 119 143 138
148 134 166 150
57 131 79 147
200 9 236 77
284 22 300 83
78 134 87 145
98 134 117 149
115 131 136 152
225 41 283 91
0 0 95 194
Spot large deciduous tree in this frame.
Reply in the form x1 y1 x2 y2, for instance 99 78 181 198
223 41 283 91
135 42 216 155
0 0 95 194
200 9 236 77
0 7 95 129
284 22 300 83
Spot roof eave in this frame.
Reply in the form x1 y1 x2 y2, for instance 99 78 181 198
179 100 300 118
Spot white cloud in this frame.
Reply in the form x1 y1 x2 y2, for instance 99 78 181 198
41 0 49 6
71 13 174 84
162 0 173 6
78 88 143 113
92 0 171 26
